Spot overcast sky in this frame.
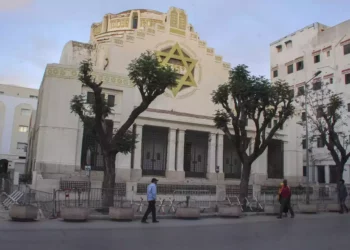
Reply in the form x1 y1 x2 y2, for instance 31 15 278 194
0 0 349 89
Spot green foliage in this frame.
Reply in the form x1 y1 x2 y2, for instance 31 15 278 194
127 50 178 102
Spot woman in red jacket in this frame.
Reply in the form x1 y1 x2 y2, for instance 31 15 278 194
277 180 295 219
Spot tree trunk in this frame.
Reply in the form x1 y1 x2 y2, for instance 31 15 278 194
239 161 252 206
337 163 345 182
102 153 117 208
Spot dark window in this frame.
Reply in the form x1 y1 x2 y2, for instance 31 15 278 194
132 16 138 29
313 81 322 90
289 88 294 97
273 70 278 78
301 112 306 121
268 122 272 128
87 92 94 104
344 44 350 55
345 73 350 85
302 139 306 149
296 61 304 71
287 64 293 74
317 137 325 148
329 78 333 84
107 95 115 107
297 86 305 96
317 107 323 118
276 45 282 52
327 51 330 57
348 103 350 112
317 166 325 183
303 166 307 177
314 54 320 63
285 40 292 48
279 123 283 130
273 120 277 127
329 165 338 183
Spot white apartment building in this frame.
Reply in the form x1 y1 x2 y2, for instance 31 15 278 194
0 84 38 175
270 20 350 185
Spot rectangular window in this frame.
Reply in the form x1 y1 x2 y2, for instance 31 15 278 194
20 108 31 116
87 92 94 104
17 142 27 150
273 70 278 78
289 88 294 98
314 54 320 63
329 78 333 84
317 166 325 183
273 120 277 127
302 139 306 149
317 137 325 148
297 86 305 96
0 91 3 94
347 103 350 112
18 126 29 133
296 61 304 71
345 73 350 85
276 45 282 53
29 95 38 99
287 64 293 74
329 166 337 183
301 112 306 121
107 95 115 107
344 44 350 55
313 81 322 90
317 107 323 118
268 121 272 128
285 40 292 48
327 51 330 57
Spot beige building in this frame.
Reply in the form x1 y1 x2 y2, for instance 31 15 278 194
270 20 350 185
0 84 38 175
29 7 294 198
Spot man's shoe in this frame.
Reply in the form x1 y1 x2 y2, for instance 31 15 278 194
291 215 295 218
141 220 148 223
277 216 282 219
152 220 159 223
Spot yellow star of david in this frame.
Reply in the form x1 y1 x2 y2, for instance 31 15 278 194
156 43 197 97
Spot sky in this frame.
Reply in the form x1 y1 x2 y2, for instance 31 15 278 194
0 0 349 89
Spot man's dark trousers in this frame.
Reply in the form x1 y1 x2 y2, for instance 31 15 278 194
339 197 349 213
279 198 294 217
142 200 156 222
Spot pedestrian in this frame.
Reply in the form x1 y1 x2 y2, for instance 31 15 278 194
277 179 294 219
338 179 349 214
278 182 288 217
141 178 159 223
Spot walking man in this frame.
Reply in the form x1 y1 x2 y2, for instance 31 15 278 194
141 178 159 223
338 179 349 214
277 179 294 219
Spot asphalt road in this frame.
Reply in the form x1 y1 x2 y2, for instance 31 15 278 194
1 214 349 250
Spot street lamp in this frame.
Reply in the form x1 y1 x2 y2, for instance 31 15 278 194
305 70 322 204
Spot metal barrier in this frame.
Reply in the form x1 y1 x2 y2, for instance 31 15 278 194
172 189 212 211
23 189 55 218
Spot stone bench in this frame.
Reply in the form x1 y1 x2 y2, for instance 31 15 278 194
175 207 200 219
61 207 90 222
109 207 134 221
264 204 280 215
326 204 340 212
298 204 318 214
9 205 38 221
218 206 242 218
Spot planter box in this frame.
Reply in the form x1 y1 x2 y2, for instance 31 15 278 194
109 207 134 221
61 207 89 222
264 204 280 215
298 204 318 214
175 207 200 219
218 206 242 218
9 205 38 221
326 204 340 212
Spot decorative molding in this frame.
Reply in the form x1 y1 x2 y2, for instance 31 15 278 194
198 40 206 48
190 33 198 41
110 18 129 29
157 25 165 32
340 38 350 46
223 62 231 70
312 49 321 55
285 60 293 66
322 45 332 51
294 56 304 63
136 31 146 39
170 27 186 36
147 28 156 36
114 39 124 47
126 35 135 43
206 48 214 56
215 55 223 63
342 68 350 75
323 73 334 79
44 65 133 88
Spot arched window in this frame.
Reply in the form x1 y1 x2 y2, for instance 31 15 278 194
132 15 138 29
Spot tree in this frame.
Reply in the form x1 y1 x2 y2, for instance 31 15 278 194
296 80 350 182
212 65 294 202
70 51 177 206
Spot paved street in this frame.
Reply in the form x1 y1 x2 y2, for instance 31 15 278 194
1 214 349 250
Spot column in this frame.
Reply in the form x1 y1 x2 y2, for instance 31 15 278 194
325 165 330 184
176 130 185 172
208 133 216 173
167 128 176 171
133 125 143 170
216 134 224 173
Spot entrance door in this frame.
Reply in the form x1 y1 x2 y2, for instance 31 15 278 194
184 131 208 178
223 136 241 179
142 126 168 176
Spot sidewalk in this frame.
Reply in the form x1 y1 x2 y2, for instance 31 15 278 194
0 213 344 231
